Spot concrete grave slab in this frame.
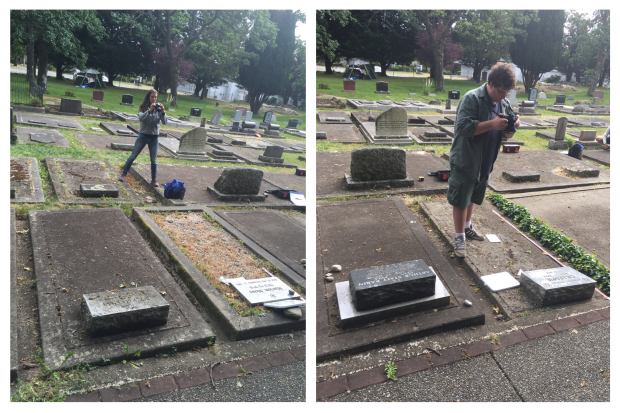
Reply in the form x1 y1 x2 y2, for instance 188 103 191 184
316 197 484 361
316 151 450 199
566 117 610 127
317 111 352 124
419 198 608 317
10 157 45 203
129 163 294 207
16 127 70 147
80 183 119 198
99 122 138 136
74 133 173 157
214 210 306 278
15 113 86 131
132 206 305 340
263 172 306 193
45 157 141 204
582 150 610 166
316 124 366 143
10 209 18 381
29 208 214 370
505 186 609 267
488 151 610 193
261 139 306 153
218 143 298 168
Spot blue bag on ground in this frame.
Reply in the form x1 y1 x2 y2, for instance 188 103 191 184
164 179 186 200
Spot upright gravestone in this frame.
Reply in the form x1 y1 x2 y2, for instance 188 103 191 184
286 119 298 129
259 146 285 164
60 98 82 114
508 90 518 107
200 118 206 127
245 111 253 121
236 107 248 117
375 107 408 139
538 91 547 100
346 147 414 189
567 95 575 101
375 81 390 94
448 90 460 100
91 91 104 103
210 110 223 125
177 127 207 155
549 117 569 150
529 88 538 102
592 97 600 106
263 111 273 124
481 71 488 81
190 107 201 117
342 80 356 93
554 94 566 105
445 100 451 110
120 94 134 107
232 110 242 130
208 167 265 202
592 90 604 100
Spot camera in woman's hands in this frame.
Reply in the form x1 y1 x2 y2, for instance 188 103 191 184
154 103 162 112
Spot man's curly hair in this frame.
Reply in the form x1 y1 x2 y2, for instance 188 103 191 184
488 62 516 90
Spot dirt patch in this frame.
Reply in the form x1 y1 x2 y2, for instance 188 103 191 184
149 211 304 317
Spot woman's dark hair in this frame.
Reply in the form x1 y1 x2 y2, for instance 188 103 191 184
488 62 517 90
139 89 158 112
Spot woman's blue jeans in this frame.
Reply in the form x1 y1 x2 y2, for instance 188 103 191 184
122 134 158 181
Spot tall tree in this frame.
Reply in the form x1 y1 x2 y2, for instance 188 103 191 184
510 10 565 93
316 10 353 74
238 10 303 113
586 10 609 96
415 24 463 79
557 11 592 84
281 37 306 107
151 39 194 94
147 10 221 106
453 10 517 82
417 10 464 91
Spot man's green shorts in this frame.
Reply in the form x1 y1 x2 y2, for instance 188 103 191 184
447 168 490 209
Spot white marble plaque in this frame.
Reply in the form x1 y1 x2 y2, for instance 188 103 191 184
231 277 300 305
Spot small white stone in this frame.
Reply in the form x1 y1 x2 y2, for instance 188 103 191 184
324 273 332 277
300 259 306 264
325 276 334 282
464 300 472 307
330 265 342 272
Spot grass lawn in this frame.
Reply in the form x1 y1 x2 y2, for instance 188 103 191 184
11 73 306 131
316 71 610 106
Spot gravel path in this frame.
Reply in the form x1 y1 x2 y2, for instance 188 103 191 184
133 361 305 402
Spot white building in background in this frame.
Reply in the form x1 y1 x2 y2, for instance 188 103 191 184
460 62 576 83
176 79 248 102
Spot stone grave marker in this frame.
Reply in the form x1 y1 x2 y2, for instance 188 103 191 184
231 277 300 305
520 267 596 306
29 132 56 144
375 81 390 94
80 183 119 198
208 167 265 202
272 114 277 123
553 94 566 105
549 117 569 150
177 127 207 155
190 107 201 117
15 113 86 131
120 94 134 107
263 111 273 124
529 88 538 102
200 118 206 127
481 71 488 81
92 91 104 102
236 106 248 117
10 157 45 203
245 111 253 121
82 285 169 336
350 147 406 181
375 107 408 138
342 80 356 92
210 110 223 125
502 171 540 183
60 98 82 114
538 91 547 100
508 90 518 107
578 130 597 141
592 97 600 105
445 100 451 110
567 95 575 101
259 146 285 164
286 119 298 129
563 165 600 178
348 260 436 311
592 90 604 100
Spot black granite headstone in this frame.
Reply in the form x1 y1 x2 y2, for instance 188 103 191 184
529 88 538 102
349 260 436 311
121 94 134 107
263 111 273 124
190 107 201 117
554 94 566 105
520 267 596 306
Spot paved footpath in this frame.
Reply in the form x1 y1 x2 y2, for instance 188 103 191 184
318 310 610 402
65 347 305 402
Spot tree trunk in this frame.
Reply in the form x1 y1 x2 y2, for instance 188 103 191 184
200 86 208 100
429 64 435 80
433 47 445 91
56 57 64 80
324 56 334 74
575 72 581 84
472 60 483 83
379 62 389 77
26 24 35 83
37 37 48 93
563 71 573 84
587 47 606 96
597 64 608 87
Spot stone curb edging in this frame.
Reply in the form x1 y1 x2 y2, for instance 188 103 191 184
65 347 305 402
316 309 609 400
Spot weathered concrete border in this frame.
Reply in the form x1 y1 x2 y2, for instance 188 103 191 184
316 198 484 362
10 156 45 203
132 206 305 340
29 208 215 371
46 157 141 205
10 209 18 381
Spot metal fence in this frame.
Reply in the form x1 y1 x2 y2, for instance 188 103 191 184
10 78 44 105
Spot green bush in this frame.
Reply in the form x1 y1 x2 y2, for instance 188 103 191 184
544 74 562 83
486 193 610 295
64 91 75 97
266 97 278 105
30 97 42 107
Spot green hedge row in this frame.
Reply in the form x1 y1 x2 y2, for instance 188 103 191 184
487 193 610 295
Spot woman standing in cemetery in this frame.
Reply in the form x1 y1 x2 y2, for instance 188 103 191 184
118 89 166 187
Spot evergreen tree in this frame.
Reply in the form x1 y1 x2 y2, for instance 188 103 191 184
509 10 565 93
316 10 353 74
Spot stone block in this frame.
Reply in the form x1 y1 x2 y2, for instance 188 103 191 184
263 146 284 158
548 140 569 150
212 149 234 157
258 155 285 164
317 131 327 139
563 165 600 178
424 131 447 138
80 183 119 198
60 98 82 114
350 147 407 181
520 267 596 306
81 285 169 336
578 130 597 141
210 110 223 125
502 170 540 183
213 167 263 195
30 133 56 143
349 260 436 311
110 142 134 151
375 107 408 138
207 137 223 144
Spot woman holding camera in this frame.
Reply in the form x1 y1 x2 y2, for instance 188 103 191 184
118 89 166 187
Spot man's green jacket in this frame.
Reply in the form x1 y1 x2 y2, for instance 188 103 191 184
449 83 513 181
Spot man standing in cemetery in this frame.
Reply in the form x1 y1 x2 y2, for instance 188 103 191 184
448 62 521 257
